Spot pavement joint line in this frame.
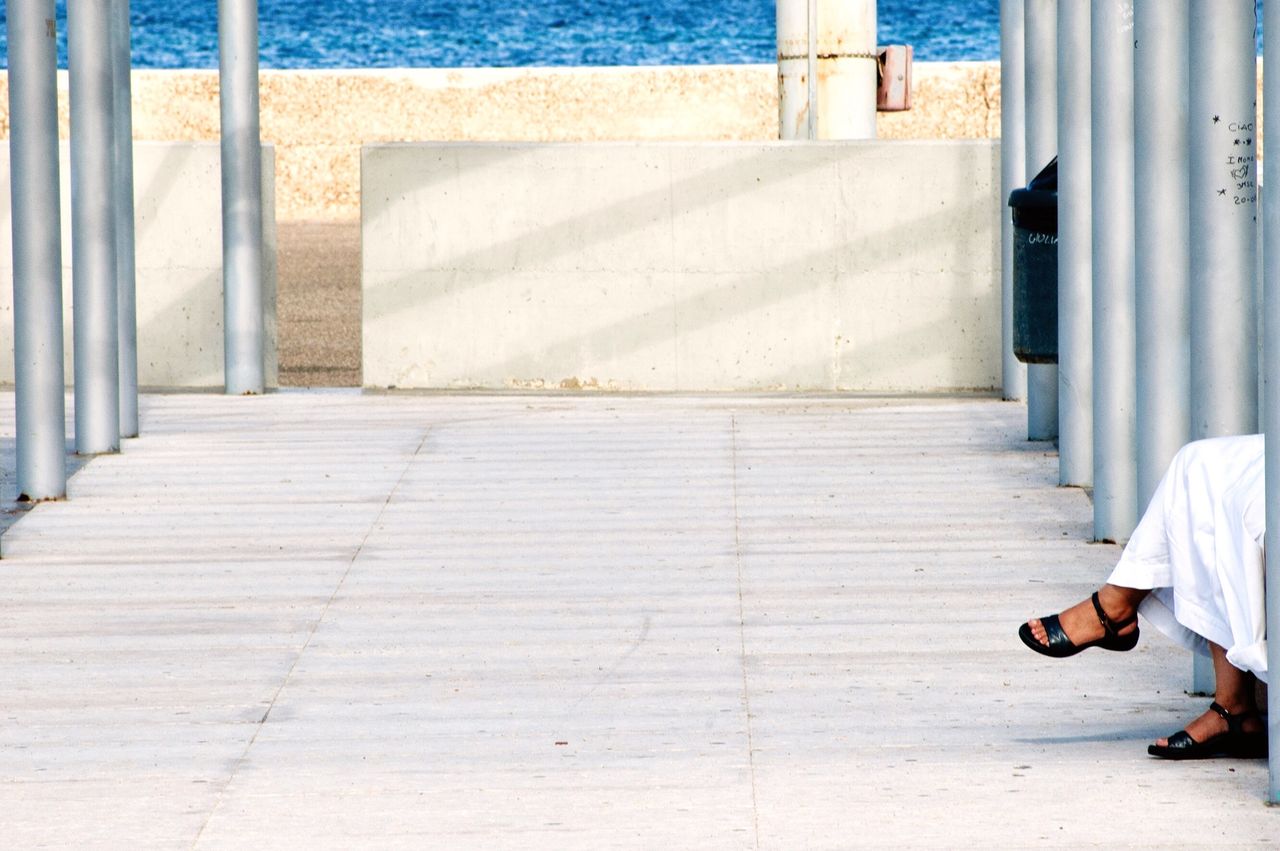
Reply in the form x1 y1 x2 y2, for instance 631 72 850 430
191 425 434 848
730 412 762 850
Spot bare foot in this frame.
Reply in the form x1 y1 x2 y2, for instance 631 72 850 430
1025 587 1139 648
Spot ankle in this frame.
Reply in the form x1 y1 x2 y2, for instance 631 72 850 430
1213 696 1256 717
1096 585 1141 623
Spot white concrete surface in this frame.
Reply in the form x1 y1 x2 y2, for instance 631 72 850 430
0 390 1276 848
0 142 278 389
362 141 1001 393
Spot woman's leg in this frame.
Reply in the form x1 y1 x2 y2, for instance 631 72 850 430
1023 583 1147 648
1151 642 1262 747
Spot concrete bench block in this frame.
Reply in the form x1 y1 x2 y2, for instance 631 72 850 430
362 141 1000 393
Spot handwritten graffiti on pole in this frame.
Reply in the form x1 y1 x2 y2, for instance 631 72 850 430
1214 116 1257 207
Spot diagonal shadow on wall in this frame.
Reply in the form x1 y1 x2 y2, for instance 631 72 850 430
361 142 1000 390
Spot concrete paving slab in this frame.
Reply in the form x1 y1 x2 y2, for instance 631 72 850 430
0 391 1277 848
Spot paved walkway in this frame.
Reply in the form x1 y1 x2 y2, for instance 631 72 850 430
0 392 1276 848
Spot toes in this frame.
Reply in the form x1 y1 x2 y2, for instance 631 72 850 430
1028 619 1048 645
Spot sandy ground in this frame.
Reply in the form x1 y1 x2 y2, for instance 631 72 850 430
134 63 1000 222
0 64 1005 222
276 220 362 387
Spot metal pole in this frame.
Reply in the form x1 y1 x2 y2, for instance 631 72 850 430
1189 0 1257 441
1263 0 1280 800
1024 0 1058 441
1187 0 1257 695
219 0 266 395
777 0 808 140
1000 0 1028 403
1134 0 1190 507
1134 0 1198 748
816 0 876 140
1056 0 1092 486
7 0 67 500
1134 1 1195 691
1091 0 1137 543
69 0 121 455
807 0 818 140
111 0 139 437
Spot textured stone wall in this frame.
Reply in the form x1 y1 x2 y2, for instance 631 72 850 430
0 62 1003 221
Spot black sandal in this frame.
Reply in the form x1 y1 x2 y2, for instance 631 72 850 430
1147 702 1269 760
1018 591 1139 658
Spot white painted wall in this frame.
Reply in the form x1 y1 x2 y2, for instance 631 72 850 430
363 141 1000 392
0 142 277 389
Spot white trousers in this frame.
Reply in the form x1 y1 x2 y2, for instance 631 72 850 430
1107 435 1268 682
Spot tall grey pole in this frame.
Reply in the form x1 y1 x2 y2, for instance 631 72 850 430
1133 1 1197 741
111 0 139 437
1188 0 1257 442
1024 0 1058 441
7 0 67 500
69 0 121 455
1188 0 1257 695
1133 0 1190 507
219 0 266 395
1263 0 1280 802
1090 0 1137 543
1134 4 1199 693
1057 0 1092 485
1000 0 1028 404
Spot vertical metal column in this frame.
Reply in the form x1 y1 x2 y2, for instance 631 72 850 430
1000 0 1028 403
778 2 876 142
112 0 139 437
1091 0 1137 543
1188 0 1257 696
777 0 810 139
7 0 67 500
219 0 266 395
1264 0 1280 800
807 0 819 140
1133 3 1203 696
1024 1 1058 443
816 0 876 140
1056 0 1092 486
1188 1 1257 442
69 0 121 455
1134 2 1196 745
1133 0 1190 507
1024 0 1058 441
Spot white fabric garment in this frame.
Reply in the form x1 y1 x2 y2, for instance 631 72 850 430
1107 434 1268 682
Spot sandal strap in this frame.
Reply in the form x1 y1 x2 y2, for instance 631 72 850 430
1209 701 1255 735
1091 591 1134 639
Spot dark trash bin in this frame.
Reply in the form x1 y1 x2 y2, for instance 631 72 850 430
1008 157 1058 364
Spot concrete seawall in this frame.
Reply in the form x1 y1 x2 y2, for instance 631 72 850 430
0 63 1002 221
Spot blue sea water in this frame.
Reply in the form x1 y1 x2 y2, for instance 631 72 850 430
0 0 1006 69
0 1 1267 69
